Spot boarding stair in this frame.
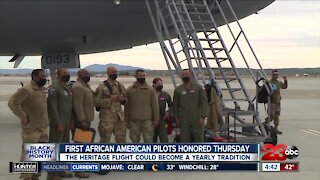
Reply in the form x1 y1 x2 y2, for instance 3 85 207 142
145 0 274 144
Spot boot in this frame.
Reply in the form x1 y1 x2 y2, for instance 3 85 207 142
275 125 282 135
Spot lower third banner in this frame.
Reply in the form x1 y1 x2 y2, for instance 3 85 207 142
39 162 258 172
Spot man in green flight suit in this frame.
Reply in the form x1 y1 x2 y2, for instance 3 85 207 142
173 69 208 142
47 68 73 180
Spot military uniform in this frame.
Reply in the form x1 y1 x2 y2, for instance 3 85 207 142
47 82 73 143
173 82 208 142
94 79 127 143
125 82 159 143
71 79 95 127
47 82 73 180
269 79 287 127
8 80 49 179
153 91 172 143
71 79 94 178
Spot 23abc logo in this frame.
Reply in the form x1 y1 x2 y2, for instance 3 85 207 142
261 144 299 161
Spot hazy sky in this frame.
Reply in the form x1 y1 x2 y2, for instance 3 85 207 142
0 0 319 70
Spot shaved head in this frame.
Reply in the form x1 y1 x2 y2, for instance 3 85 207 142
56 68 69 78
107 66 117 75
77 69 90 78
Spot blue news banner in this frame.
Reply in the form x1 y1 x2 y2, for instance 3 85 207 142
23 143 260 172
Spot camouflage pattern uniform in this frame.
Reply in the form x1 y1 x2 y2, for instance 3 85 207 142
94 79 127 143
8 80 49 179
173 82 208 142
153 91 172 143
269 79 288 127
125 81 159 143
71 79 95 128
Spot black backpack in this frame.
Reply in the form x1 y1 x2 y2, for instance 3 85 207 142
256 78 272 104
257 85 269 103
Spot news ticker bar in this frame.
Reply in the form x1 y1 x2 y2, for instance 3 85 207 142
10 162 259 173
10 162 299 173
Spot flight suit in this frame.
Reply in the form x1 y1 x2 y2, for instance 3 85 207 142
8 80 49 179
173 82 208 142
268 79 288 127
47 82 73 143
153 91 172 143
94 79 127 143
125 81 159 143
71 79 95 127
47 82 73 179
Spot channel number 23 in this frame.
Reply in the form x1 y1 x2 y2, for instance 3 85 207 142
261 144 287 161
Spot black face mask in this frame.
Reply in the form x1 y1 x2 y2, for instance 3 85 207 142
61 75 70 82
109 74 118 80
82 76 90 83
36 78 47 87
137 78 145 84
182 77 190 83
155 85 163 91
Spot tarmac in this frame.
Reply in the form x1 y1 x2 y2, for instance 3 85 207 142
0 76 319 180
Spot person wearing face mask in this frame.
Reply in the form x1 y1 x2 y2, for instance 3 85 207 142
71 69 94 178
266 69 288 135
152 78 173 143
173 69 208 142
125 69 159 143
8 69 49 180
47 68 73 180
94 66 127 143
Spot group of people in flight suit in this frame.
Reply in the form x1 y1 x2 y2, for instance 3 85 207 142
8 67 287 180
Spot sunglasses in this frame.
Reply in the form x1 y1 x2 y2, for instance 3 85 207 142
273 73 279 76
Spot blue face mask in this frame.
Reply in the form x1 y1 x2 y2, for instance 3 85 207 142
271 83 277 90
